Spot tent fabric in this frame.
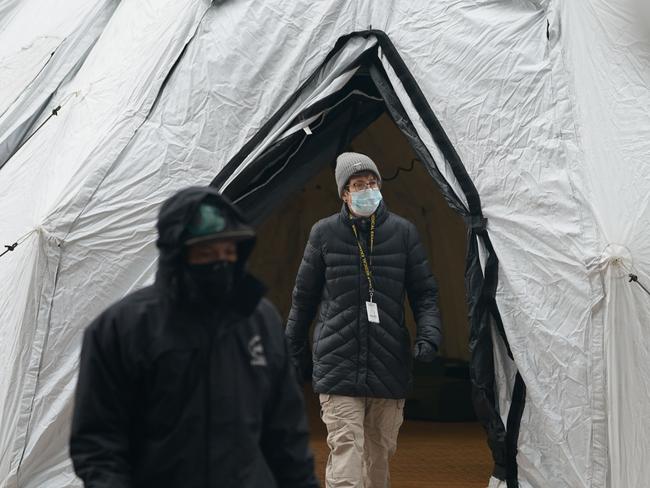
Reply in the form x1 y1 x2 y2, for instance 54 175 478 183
553 2 650 487
216 35 378 193
1 1 649 487
0 0 119 168
0 1 215 485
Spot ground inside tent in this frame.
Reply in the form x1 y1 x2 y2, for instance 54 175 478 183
247 113 492 484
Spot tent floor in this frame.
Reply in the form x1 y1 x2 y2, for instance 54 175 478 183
304 386 492 487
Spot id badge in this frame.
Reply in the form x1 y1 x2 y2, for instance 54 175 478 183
366 301 380 323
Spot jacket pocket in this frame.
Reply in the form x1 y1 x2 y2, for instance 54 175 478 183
313 322 325 359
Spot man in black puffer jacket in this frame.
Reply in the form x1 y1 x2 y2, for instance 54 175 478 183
70 186 318 488
286 152 442 488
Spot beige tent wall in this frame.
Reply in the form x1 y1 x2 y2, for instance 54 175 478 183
248 114 469 360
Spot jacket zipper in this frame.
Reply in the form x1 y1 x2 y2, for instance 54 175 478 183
364 230 370 391
355 245 361 387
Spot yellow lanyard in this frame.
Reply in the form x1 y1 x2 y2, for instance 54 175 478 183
350 214 376 302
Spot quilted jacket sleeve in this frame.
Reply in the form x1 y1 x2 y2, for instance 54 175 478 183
405 223 443 349
285 224 326 374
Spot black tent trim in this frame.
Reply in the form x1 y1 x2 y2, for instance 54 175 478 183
211 30 526 485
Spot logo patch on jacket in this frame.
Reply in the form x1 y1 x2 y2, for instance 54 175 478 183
248 335 267 367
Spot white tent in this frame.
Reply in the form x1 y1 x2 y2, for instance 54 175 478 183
1 1 649 487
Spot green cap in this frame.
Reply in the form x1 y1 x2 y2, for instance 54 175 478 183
184 202 255 246
186 203 227 238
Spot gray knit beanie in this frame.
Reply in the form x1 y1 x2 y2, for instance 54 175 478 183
335 152 381 196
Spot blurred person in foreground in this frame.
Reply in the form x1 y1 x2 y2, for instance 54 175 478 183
70 186 319 488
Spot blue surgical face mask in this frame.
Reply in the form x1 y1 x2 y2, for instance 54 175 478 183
349 188 382 217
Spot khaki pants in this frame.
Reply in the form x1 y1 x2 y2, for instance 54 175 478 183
319 394 405 488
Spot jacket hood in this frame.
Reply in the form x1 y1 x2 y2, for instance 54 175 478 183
155 186 257 303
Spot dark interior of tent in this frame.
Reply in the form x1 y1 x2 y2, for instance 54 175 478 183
213 34 523 485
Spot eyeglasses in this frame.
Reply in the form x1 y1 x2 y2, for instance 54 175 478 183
347 180 379 192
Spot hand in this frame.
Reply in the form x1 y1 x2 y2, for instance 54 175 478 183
413 341 437 362
290 359 306 384
291 356 312 384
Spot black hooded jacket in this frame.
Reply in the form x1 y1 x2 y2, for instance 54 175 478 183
286 202 442 399
69 187 318 488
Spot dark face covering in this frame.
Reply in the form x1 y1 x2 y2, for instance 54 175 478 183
181 260 236 307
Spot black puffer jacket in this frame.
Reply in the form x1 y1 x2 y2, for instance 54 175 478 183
70 187 318 488
286 202 442 399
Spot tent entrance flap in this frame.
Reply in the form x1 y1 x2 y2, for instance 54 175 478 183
223 70 386 223
213 32 524 485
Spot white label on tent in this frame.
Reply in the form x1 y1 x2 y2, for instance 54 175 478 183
303 125 312 135
366 301 380 323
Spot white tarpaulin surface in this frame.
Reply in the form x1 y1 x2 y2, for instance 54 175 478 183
557 1 650 487
0 0 119 167
1 1 649 487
